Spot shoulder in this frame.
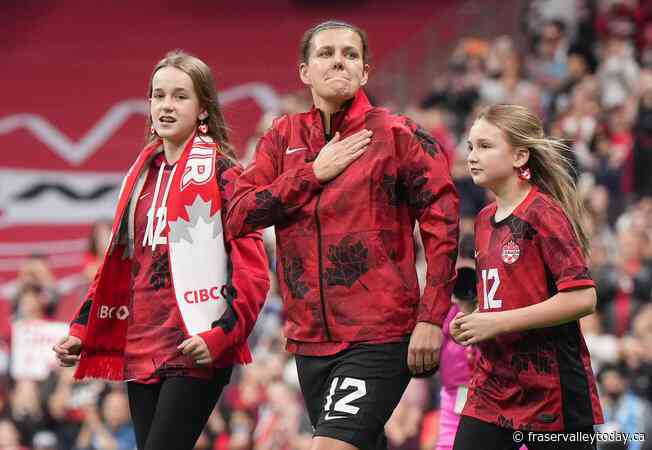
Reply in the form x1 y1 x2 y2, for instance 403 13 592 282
215 152 241 179
522 190 571 235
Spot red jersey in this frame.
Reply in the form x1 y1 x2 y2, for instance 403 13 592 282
463 186 603 431
226 90 459 354
126 152 212 381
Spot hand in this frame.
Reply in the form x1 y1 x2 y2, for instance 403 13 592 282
453 311 504 345
407 322 443 375
53 335 82 367
178 335 212 366
312 130 372 183
450 311 465 344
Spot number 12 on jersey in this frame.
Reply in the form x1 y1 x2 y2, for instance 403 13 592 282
481 268 502 310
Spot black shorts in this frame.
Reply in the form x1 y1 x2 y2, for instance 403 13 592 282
453 415 597 450
295 341 412 450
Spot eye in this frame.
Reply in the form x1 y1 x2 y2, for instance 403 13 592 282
346 50 359 59
317 48 332 57
152 93 164 99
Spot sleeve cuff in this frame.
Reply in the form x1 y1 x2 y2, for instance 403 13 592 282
69 323 87 341
417 296 451 327
557 279 596 292
199 328 229 362
298 162 323 189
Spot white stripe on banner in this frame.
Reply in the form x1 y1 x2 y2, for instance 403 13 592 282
0 239 88 256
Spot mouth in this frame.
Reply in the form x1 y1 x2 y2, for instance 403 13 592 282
326 76 350 82
469 168 483 175
158 116 177 124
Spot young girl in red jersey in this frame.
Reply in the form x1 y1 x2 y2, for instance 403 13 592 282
451 104 603 450
53 50 269 450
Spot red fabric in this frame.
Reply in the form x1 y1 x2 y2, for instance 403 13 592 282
464 187 603 431
227 90 459 352
71 136 269 380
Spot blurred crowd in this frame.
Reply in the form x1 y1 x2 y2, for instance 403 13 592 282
2 1 652 449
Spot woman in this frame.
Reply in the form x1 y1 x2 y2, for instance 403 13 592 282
53 50 269 450
452 104 603 450
226 21 459 450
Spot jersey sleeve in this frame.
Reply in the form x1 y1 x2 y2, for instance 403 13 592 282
536 205 595 292
225 119 323 237
397 120 460 326
199 158 270 361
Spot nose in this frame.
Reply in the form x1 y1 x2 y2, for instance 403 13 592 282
332 52 344 70
162 95 174 111
466 147 477 164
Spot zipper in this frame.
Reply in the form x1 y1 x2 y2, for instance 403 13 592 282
315 112 333 341
314 192 332 341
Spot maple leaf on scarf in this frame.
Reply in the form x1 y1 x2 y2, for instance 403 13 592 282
325 238 369 289
283 256 309 299
244 190 286 227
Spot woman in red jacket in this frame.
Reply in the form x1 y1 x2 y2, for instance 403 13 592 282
53 50 269 450
226 21 459 450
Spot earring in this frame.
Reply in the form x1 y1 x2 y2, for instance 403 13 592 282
517 166 531 181
198 119 208 134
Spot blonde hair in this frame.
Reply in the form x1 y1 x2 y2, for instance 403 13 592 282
146 50 235 159
477 104 590 255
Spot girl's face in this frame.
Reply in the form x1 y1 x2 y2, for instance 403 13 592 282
467 118 527 190
300 28 369 108
150 66 206 148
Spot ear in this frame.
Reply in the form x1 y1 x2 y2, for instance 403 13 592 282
513 146 530 169
299 62 311 86
359 63 370 87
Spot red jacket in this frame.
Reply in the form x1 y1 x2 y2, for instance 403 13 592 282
226 90 459 344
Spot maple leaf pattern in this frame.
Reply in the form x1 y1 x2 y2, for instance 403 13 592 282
216 157 237 208
244 190 285 227
325 238 369 289
149 251 171 291
402 168 435 214
211 284 238 333
414 125 439 159
283 256 309 299
380 174 400 207
402 116 440 159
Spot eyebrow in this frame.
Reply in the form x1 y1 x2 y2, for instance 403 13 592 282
315 44 360 53
152 87 190 93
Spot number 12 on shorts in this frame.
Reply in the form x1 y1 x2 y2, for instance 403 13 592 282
324 377 367 420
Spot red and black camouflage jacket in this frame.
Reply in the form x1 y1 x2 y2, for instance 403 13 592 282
226 90 459 344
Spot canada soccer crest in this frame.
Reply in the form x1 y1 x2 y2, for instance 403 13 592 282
501 240 520 264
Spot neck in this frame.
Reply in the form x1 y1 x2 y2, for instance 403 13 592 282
313 95 351 134
162 133 193 164
493 177 532 220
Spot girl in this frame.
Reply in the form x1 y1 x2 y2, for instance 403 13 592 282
53 50 269 450
452 104 603 450
226 21 459 450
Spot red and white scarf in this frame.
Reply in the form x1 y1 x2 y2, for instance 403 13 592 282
75 134 229 380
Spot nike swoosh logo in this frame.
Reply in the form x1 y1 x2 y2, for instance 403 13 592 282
324 412 348 421
286 146 307 154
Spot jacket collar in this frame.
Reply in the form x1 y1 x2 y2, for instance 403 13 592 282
310 89 373 137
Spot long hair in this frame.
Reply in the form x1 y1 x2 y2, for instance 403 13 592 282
145 50 235 159
299 20 370 64
478 104 590 255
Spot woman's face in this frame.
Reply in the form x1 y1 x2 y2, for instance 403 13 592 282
467 118 526 190
150 66 206 148
300 28 369 108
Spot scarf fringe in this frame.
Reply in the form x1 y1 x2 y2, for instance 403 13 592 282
74 354 124 381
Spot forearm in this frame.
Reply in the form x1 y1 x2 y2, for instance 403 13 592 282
226 162 322 236
499 288 596 334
